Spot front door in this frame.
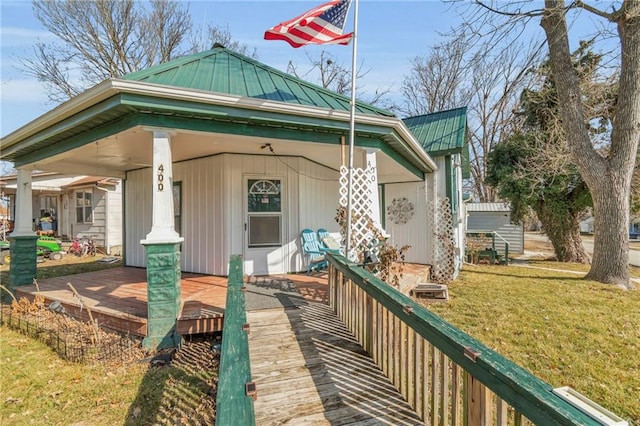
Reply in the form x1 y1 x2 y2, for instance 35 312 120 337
243 177 285 275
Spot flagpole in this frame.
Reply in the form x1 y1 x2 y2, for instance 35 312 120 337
345 0 358 261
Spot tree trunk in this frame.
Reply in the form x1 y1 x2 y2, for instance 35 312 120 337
587 175 632 286
541 0 640 288
536 206 590 263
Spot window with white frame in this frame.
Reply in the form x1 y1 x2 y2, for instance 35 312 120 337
247 179 282 247
75 190 93 223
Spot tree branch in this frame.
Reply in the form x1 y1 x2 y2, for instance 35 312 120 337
574 1 615 21
474 0 545 18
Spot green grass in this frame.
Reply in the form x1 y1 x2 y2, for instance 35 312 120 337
0 328 148 425
426 264 640 425
0 328 218 425
0 253 123 285
2 256 638 424
1 256 218 425
527 260 640 278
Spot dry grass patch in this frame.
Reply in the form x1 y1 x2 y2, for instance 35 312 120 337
0 327 219 425
527 260 640 279
1 254 219 425
425 264 640 425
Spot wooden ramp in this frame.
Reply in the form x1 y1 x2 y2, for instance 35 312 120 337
248 301 424 425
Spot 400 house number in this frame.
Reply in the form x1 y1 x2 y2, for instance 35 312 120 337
157 164 165 191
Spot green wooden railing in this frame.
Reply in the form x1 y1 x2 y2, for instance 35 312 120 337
215 255 256 426
326 252 605 425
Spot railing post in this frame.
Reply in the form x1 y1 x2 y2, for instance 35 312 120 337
216 255 255 426
465 372 492 426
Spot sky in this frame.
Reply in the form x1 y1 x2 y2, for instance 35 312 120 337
0 0 478 138
0 0 612 140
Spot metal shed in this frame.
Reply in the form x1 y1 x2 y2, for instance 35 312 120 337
466 202 524 255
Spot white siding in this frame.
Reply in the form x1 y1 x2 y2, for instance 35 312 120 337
71 187 108 247
107 181 123 252
383 182 428 264
125 153 340 275
296 158 340 272
125 169 153 268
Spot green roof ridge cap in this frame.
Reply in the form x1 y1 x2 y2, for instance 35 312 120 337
122 47 394 117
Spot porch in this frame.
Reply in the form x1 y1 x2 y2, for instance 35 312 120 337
12 267 329 337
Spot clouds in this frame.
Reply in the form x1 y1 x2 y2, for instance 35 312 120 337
0 79 49 136
0 26 53 46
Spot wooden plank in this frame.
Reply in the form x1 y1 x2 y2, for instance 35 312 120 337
431 345 440 426
452 363 462 426
326 255 601 425
248 299 423 425
440 351 449 426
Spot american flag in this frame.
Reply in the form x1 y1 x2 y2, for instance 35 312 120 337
264 0 353 48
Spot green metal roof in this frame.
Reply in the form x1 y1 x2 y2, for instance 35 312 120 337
123 47 393 117
402 107 467 156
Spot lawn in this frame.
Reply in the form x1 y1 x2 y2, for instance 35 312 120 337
0 328 218 425
426 263 640 425
0 254 218 425
1 255 638 424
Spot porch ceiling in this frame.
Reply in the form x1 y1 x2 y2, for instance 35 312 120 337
28 126 420 184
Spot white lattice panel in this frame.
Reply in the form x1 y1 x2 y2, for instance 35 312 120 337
339 166 379 259
428 198 455 284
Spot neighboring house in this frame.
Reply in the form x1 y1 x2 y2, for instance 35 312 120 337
580 216 595 234
0 172 122 254
581 213 639 239
466 202 524 255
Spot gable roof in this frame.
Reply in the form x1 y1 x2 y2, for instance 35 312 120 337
1 48 436 177
402 107 467 156
123 47 393 117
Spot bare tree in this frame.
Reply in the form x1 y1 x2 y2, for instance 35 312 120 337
21 0 253 103
471 0 640 287
287 50 394 109
400 34 473 116
401 31 541 202
190 24 258 59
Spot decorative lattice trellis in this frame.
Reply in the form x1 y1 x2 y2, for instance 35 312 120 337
339 166 379 260
428 198 456 284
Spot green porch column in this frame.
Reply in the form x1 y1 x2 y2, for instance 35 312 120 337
6 167 38 300
141 242 182 349
141 129 183 350
7 235 39 297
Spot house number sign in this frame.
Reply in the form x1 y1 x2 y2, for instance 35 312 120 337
157 164 165 191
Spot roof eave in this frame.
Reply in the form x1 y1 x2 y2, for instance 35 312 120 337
1 79 120 150
2 78 437 174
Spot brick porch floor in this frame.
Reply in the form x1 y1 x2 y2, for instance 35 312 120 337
13 267 329 337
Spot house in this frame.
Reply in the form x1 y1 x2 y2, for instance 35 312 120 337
0 47 465 348
466 202 524 255
402 108 470 277
0 172 123 254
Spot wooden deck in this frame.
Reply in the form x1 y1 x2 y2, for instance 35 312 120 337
13 267 227 336
248 302 424 425
12 267 332 338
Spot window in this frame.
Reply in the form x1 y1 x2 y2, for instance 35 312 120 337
248 179 282 247
75 190 93 223
173 182 182 235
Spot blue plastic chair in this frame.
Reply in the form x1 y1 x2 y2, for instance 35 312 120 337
301 229 328 274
